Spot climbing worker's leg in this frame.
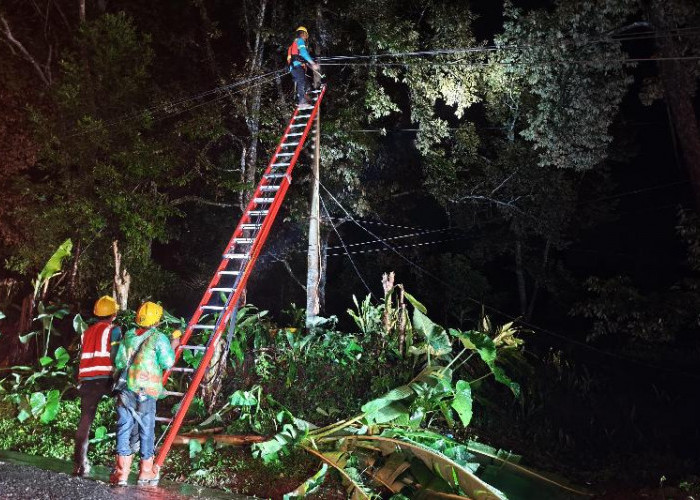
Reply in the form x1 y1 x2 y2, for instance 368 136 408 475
111 390 136 485
73 378 110 476
291 65 308 105
136 395 159 486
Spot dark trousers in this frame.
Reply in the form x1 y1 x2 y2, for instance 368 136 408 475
74 377 112 466
291 65 307 104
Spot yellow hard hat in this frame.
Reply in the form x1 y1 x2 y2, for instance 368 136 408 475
94 295 118 317
136 301 163 327
296 26 308 34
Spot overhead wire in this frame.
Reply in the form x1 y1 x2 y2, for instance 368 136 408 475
318 180 700 379
327 235 468 256
326 226 455 250
63 69 287 138
318 26 700 63
319 193 376 298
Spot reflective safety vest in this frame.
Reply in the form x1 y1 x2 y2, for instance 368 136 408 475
287 39 306 68
78 320 115 379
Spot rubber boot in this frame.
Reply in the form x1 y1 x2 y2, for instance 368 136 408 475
109 454 133 486
137 457 160 486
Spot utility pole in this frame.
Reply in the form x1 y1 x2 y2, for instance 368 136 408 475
305 85 321 328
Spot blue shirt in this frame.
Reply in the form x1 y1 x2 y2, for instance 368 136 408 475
292 37 314 67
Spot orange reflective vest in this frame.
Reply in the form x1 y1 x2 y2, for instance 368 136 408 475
78 320 116 379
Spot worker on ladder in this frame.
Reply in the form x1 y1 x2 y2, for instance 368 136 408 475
287 26 319 109
110 301 180 486
73 295 122 477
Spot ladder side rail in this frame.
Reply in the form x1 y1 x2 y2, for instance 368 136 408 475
162 113 302 380
155 195 280 467
282 87 326 181
155 103 323 466
244 91 326 272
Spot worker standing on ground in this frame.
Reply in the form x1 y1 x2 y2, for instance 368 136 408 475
73 296 122 477
110 301 180 486
287 26 319 108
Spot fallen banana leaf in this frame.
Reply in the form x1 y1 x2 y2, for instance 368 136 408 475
326 435 507 500
466 443 591 497
301 445 375 500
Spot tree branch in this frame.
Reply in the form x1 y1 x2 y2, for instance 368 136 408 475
0 13 51 86
269 254 307 291
170 195 234 208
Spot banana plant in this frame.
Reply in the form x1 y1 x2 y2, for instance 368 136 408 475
255 306 527 499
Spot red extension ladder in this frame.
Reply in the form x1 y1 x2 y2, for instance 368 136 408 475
153 85 327 469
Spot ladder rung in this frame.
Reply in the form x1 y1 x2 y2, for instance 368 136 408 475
248 210 268 216
171 366 196 372
218 270 241 275
295 114 311 120
289 124 305 128
192 325 215 330
210 287 234 293
241 224 261 229
163 391 184 398
234 238 255 243
264 173 285 179
282 142 300 147
155 416 173 423
276 153 294 157
254 197 274 203
271 163 291 167
224 253 249 259
260 185 279 191
201 305 225 311
180 345 207 351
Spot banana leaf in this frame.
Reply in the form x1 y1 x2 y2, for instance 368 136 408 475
325 435 508 500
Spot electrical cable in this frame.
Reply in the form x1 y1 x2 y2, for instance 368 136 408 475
578 180 689 206
319 193 376 298
320 55 700 67
64 69 286 138
318 26 700 63
326 226 455 250
327 235 468 256
328 217 434 231
318 180 700 379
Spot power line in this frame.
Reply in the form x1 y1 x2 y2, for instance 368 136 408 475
327 236 468 256
319 26 700 63
63 69 286 139
329 217 437 231
320 54 700 67
579 180 689 206
318 180 700 379
320 193 376 298
326 226 456 250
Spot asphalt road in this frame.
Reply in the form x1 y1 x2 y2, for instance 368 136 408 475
0 451 246 500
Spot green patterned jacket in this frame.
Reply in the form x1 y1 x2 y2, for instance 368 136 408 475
115 327 175 398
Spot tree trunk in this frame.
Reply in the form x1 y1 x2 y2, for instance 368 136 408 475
239 0 268 211
526 238 550 321
68 239 82 301
198 1 221 79
650 1 700 211
112 240 131 310
0 14 52 86
79 0 86 23
514 239 527 317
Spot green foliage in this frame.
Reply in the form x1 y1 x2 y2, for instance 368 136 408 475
283 463 329 499
33 238 72 300
348 294 384 335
